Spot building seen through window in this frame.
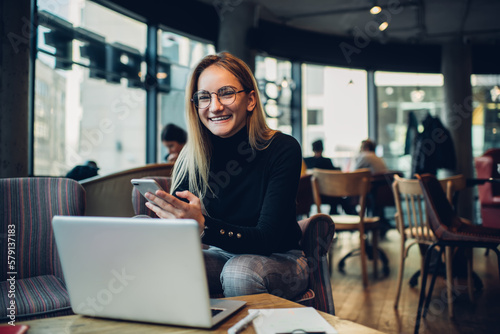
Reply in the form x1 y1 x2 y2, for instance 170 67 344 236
34 0 214 176
255 56 293 134
375 72 444 176
471 74 500 156
302 64 368 171
157 30 215 162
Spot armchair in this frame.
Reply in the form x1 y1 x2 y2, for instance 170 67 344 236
0 177 86 321
296 174 314 219
132 177 336 315
474 148 500 228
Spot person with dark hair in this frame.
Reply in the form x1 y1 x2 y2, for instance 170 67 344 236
66 160 99 181
161 123 187 163
143 52 308 299
353 139 387 174
303 139 337 170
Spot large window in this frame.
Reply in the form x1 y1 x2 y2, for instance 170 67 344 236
36 0 147 176
375 72 444 177
35 0 214 176
302 65 368 170
255 56 293 134
157 30 215 162
471 75 500 156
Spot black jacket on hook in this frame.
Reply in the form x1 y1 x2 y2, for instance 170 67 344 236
411 114 456 177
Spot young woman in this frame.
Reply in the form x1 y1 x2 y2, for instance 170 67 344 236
145 52 308 299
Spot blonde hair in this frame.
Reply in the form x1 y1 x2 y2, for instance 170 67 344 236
171 52 277 201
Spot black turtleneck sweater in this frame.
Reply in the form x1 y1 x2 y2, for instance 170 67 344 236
172 127 302 255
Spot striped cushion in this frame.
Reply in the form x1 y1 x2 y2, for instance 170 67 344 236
0 275 73 321
0 177 86 282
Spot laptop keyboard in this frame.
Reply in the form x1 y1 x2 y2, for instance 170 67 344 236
211 308 224 317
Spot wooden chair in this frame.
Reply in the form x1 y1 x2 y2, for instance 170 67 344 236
311 168 381 287
392 174 473 314
414 173 500 334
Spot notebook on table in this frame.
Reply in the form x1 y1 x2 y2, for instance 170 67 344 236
52 216 245 328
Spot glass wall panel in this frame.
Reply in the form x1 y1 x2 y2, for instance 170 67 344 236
255 56 293 134
157 30 215 161
375 72 444 177
35 0 147 176
302 65 368 171
471 75 500 156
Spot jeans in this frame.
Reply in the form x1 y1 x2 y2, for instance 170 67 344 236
203 246 309 300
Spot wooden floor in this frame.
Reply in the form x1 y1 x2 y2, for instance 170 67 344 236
329 229 500 334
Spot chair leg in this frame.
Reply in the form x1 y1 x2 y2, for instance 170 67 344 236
465 247 474 303
491 247 500 279
379 248 390 276
423 246 446 319
360 232 368 288
372 230 379 279
418 244 427 287
409 270 420 288
394 242 407 309
445 246 454 318
415 243 438 334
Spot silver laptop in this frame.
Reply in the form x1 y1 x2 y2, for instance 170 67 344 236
52 216 246 328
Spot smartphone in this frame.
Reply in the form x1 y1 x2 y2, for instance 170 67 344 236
131 179 165 206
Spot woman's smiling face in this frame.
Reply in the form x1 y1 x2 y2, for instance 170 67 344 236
196 65 256 138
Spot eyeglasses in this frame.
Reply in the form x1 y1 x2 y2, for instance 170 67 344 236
191 86 248 109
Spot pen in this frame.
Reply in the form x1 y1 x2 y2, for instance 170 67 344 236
227 311 260 334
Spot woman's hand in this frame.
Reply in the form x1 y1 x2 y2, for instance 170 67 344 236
145 190 205 232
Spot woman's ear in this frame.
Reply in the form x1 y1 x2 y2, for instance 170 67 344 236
246 90 257 112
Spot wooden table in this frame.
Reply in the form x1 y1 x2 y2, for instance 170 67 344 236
20 294 385 334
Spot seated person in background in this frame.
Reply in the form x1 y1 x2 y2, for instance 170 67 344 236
354 139 391 236
144 52 308 299
304 140 356 215
161 123 187 163
353 139 387 174
304 139 338 170
65 160 99 181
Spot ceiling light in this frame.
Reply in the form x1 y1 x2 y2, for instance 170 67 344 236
379 21 389 31
370 6 382 14
157 72 167 80
410 87 425 103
